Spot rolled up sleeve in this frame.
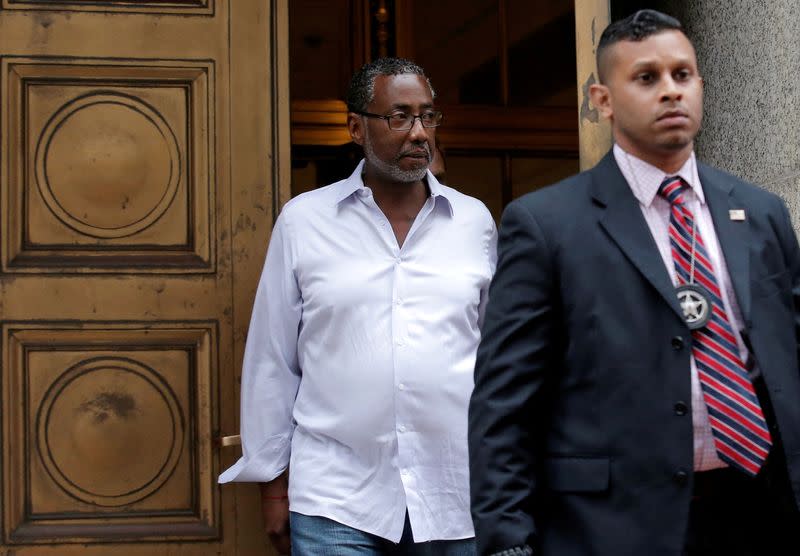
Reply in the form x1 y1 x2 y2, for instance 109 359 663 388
219 212 302 483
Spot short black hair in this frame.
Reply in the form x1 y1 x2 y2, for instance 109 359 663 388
596 10 685 83
346 57 436 113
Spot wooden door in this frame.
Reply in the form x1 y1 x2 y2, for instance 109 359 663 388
0 1 290 554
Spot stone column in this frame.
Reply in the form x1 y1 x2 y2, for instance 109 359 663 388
660 1 800 228
574 0 612 170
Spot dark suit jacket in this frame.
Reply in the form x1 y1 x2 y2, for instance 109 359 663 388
469 151 800 556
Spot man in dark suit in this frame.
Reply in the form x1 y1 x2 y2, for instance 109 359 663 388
468 9 800 556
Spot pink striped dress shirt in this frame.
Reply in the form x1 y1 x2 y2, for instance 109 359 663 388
613 144 755 471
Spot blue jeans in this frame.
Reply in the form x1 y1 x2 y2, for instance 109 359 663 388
289 511 476 556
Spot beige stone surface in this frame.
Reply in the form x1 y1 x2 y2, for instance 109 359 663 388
661 1 800 230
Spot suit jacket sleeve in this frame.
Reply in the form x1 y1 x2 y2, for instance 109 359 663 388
775 200 800 366
469 199 559 555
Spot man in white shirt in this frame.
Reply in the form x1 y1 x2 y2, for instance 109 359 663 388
469 9 800 556
220 57 497 556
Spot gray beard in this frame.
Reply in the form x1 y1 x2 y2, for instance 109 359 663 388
363 130 429 183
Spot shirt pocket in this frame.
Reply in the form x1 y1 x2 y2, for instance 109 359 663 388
543 456 610 493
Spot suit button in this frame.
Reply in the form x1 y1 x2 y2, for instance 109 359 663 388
674 402 688 416
671 336 684 350
673 469 689 486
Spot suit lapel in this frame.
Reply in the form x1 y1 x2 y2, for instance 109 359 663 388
699 164 751 325
591 153 685 322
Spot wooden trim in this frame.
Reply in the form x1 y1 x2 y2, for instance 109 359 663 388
355 0 370 68
373 0 391 58
291 100 577 152
498 0 509 106
393 0 413 59
273 0 292 209
291 99 352 146
501 153 513 207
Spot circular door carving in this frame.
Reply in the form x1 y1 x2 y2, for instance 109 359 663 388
35 92 181 239
37 357 184 507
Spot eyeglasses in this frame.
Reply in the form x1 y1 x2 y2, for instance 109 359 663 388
355 110 443 131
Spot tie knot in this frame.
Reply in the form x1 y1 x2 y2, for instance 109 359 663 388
658 176 688 205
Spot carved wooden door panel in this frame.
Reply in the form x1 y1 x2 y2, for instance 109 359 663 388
0 1 289 554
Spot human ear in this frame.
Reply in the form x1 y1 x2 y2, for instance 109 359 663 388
348 113 365 146
589 83 613 121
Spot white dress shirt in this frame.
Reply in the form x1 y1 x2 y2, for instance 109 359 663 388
219 160 498 542
614 144 755 471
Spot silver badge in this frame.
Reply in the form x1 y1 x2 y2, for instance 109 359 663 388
676 283 712 330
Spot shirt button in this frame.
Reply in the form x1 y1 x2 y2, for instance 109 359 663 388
400 469 408 476
398 425 406 433
398 383 405 391
395 339 404 347
674 401 688 416
395 298 403 306
395 258 402 265
673 469 689 486
671 336 684 350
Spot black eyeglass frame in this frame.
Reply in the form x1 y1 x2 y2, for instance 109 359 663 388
354 110 443 131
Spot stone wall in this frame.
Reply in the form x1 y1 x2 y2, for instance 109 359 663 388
658 1 800 227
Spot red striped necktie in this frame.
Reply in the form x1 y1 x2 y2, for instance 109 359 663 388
659 176 771 476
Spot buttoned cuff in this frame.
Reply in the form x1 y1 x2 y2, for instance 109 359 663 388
488 546 534 556
218 433 291 483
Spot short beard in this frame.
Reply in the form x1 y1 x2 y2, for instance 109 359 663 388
363 128 430 183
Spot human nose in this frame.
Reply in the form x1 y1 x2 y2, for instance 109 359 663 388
661 75 683 101
406 115 429 140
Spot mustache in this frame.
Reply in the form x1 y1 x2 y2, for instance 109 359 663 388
396 143 431 161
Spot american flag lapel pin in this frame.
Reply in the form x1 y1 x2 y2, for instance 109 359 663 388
729 209 746 221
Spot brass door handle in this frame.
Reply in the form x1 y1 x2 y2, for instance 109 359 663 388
218 434 241 447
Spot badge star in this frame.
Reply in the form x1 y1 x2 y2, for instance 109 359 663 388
681 295 702 320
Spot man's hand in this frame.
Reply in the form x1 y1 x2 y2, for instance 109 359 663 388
260 470 290 554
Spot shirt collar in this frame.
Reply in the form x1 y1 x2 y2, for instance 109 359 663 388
332 159 368 205
425 171 454 217
613 143 705 207
332 159 455 216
